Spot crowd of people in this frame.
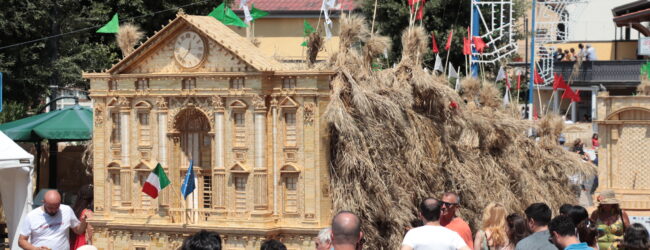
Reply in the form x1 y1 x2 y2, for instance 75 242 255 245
14 188 649 250
553 43 598 62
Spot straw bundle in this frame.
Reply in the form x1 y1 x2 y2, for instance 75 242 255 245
325 15 594 249
307 32 324 67
116 23 144 57
637 79 650 95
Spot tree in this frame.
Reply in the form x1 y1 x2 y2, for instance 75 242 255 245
0 0 220 121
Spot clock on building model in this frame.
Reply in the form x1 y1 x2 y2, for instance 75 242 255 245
174 31 206 68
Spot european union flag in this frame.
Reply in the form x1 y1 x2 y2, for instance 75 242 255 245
181 160 195 200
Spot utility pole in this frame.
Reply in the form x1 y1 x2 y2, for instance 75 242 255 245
528 0 537 120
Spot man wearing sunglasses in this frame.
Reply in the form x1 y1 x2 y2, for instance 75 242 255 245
548 215 592 250
440 192 474 249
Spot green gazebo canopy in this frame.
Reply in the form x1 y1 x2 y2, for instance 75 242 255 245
0 105 93 141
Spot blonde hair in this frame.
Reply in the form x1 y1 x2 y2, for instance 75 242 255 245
481 203 509 247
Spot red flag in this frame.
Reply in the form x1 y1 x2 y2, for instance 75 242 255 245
534 69 544 84
472 36 486 53
552 73 568 90
445 30 453 50
533 105 539 120
561 85 577 101
572 90 581 102
431 32 439 53
408 0 426 20
463 37 471 55
516 73 521 90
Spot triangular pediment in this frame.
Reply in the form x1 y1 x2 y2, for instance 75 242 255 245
107 13 283 75
229 162 249 173
279 96 299 108
230 99 248 109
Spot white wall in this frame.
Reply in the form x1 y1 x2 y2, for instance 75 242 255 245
566 0 640 41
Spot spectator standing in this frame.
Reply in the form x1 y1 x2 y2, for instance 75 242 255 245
441 192 474 249
71 184 94 249
586 44 597 61
577 219 599 249
548 215 593 250
619 223 650 250
559 204 573 216
591 133 599 149
474 203 512 250
331 211 363 250
554 48 565 61
261 239 287 250
315 227 332 250
515 203 557 250
506 214 531 247
401 198 470 250
181 230 222 250
578 44 586 61
567 206 589 226
18 190 89 250
562 50 572 61
591 190 630 250
569 48 577 61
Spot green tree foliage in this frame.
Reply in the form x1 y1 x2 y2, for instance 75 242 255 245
0 0 220 121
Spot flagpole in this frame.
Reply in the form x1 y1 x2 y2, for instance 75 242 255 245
444 45 451 75
545 90 557 115
528 0 537 120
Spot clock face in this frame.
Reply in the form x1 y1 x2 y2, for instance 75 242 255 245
174 31 206 68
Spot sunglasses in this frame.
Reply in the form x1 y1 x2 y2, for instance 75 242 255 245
441 201 459 207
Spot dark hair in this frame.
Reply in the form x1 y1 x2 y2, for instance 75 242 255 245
619 223 650 250
419 198 441 222
567 205 588 226
592 133 598 139
570 48 575 52
559 204 572 215
577 219 598 247
579 43 584 49
72 184 94 218
548 215 577 237
182 230 222 250
524 203 552 226
260 239 287 250
507 213 531 245
331 211 361 245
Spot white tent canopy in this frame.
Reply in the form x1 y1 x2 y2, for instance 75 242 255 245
0 131 34 249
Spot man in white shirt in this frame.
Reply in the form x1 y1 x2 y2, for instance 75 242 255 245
18 190 89 250
586 44 597 61
401 198 470 250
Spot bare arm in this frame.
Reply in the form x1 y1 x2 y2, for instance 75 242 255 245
71 212 89 235
473 231 483 250
400 245 414 250
18 235 49 250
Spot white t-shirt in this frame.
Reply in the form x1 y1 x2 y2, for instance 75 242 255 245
19 204 80 250
402 225 468 250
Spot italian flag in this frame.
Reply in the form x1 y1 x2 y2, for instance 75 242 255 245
142 163 170 199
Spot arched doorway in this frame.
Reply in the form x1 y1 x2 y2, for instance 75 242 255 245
174 108 211 168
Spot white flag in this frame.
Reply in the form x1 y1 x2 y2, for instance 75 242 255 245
455 77 461 92
321 0 337 39
434 54 443 72
448 63 459 79
496 66 506 82
503 87 511 106
240 0 253 22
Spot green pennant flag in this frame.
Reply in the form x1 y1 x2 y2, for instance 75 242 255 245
300 41 308 47
250 4 269 21
208 2 248 28
96 13 119 33
303 20 315 36
642 61 650 79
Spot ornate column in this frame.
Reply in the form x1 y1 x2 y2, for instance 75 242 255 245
271 98 279 215
156 97 169 206
118 97 131 206
119 97 130 166
253 95 268 210
212 96 226 208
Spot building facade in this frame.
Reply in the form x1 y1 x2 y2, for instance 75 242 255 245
83 12 333 250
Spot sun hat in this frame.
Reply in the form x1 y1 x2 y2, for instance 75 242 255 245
599 189 620 205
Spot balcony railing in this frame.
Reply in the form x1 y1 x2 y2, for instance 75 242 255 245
553 60 644 87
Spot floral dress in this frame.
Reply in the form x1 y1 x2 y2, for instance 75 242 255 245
596 217 624 250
